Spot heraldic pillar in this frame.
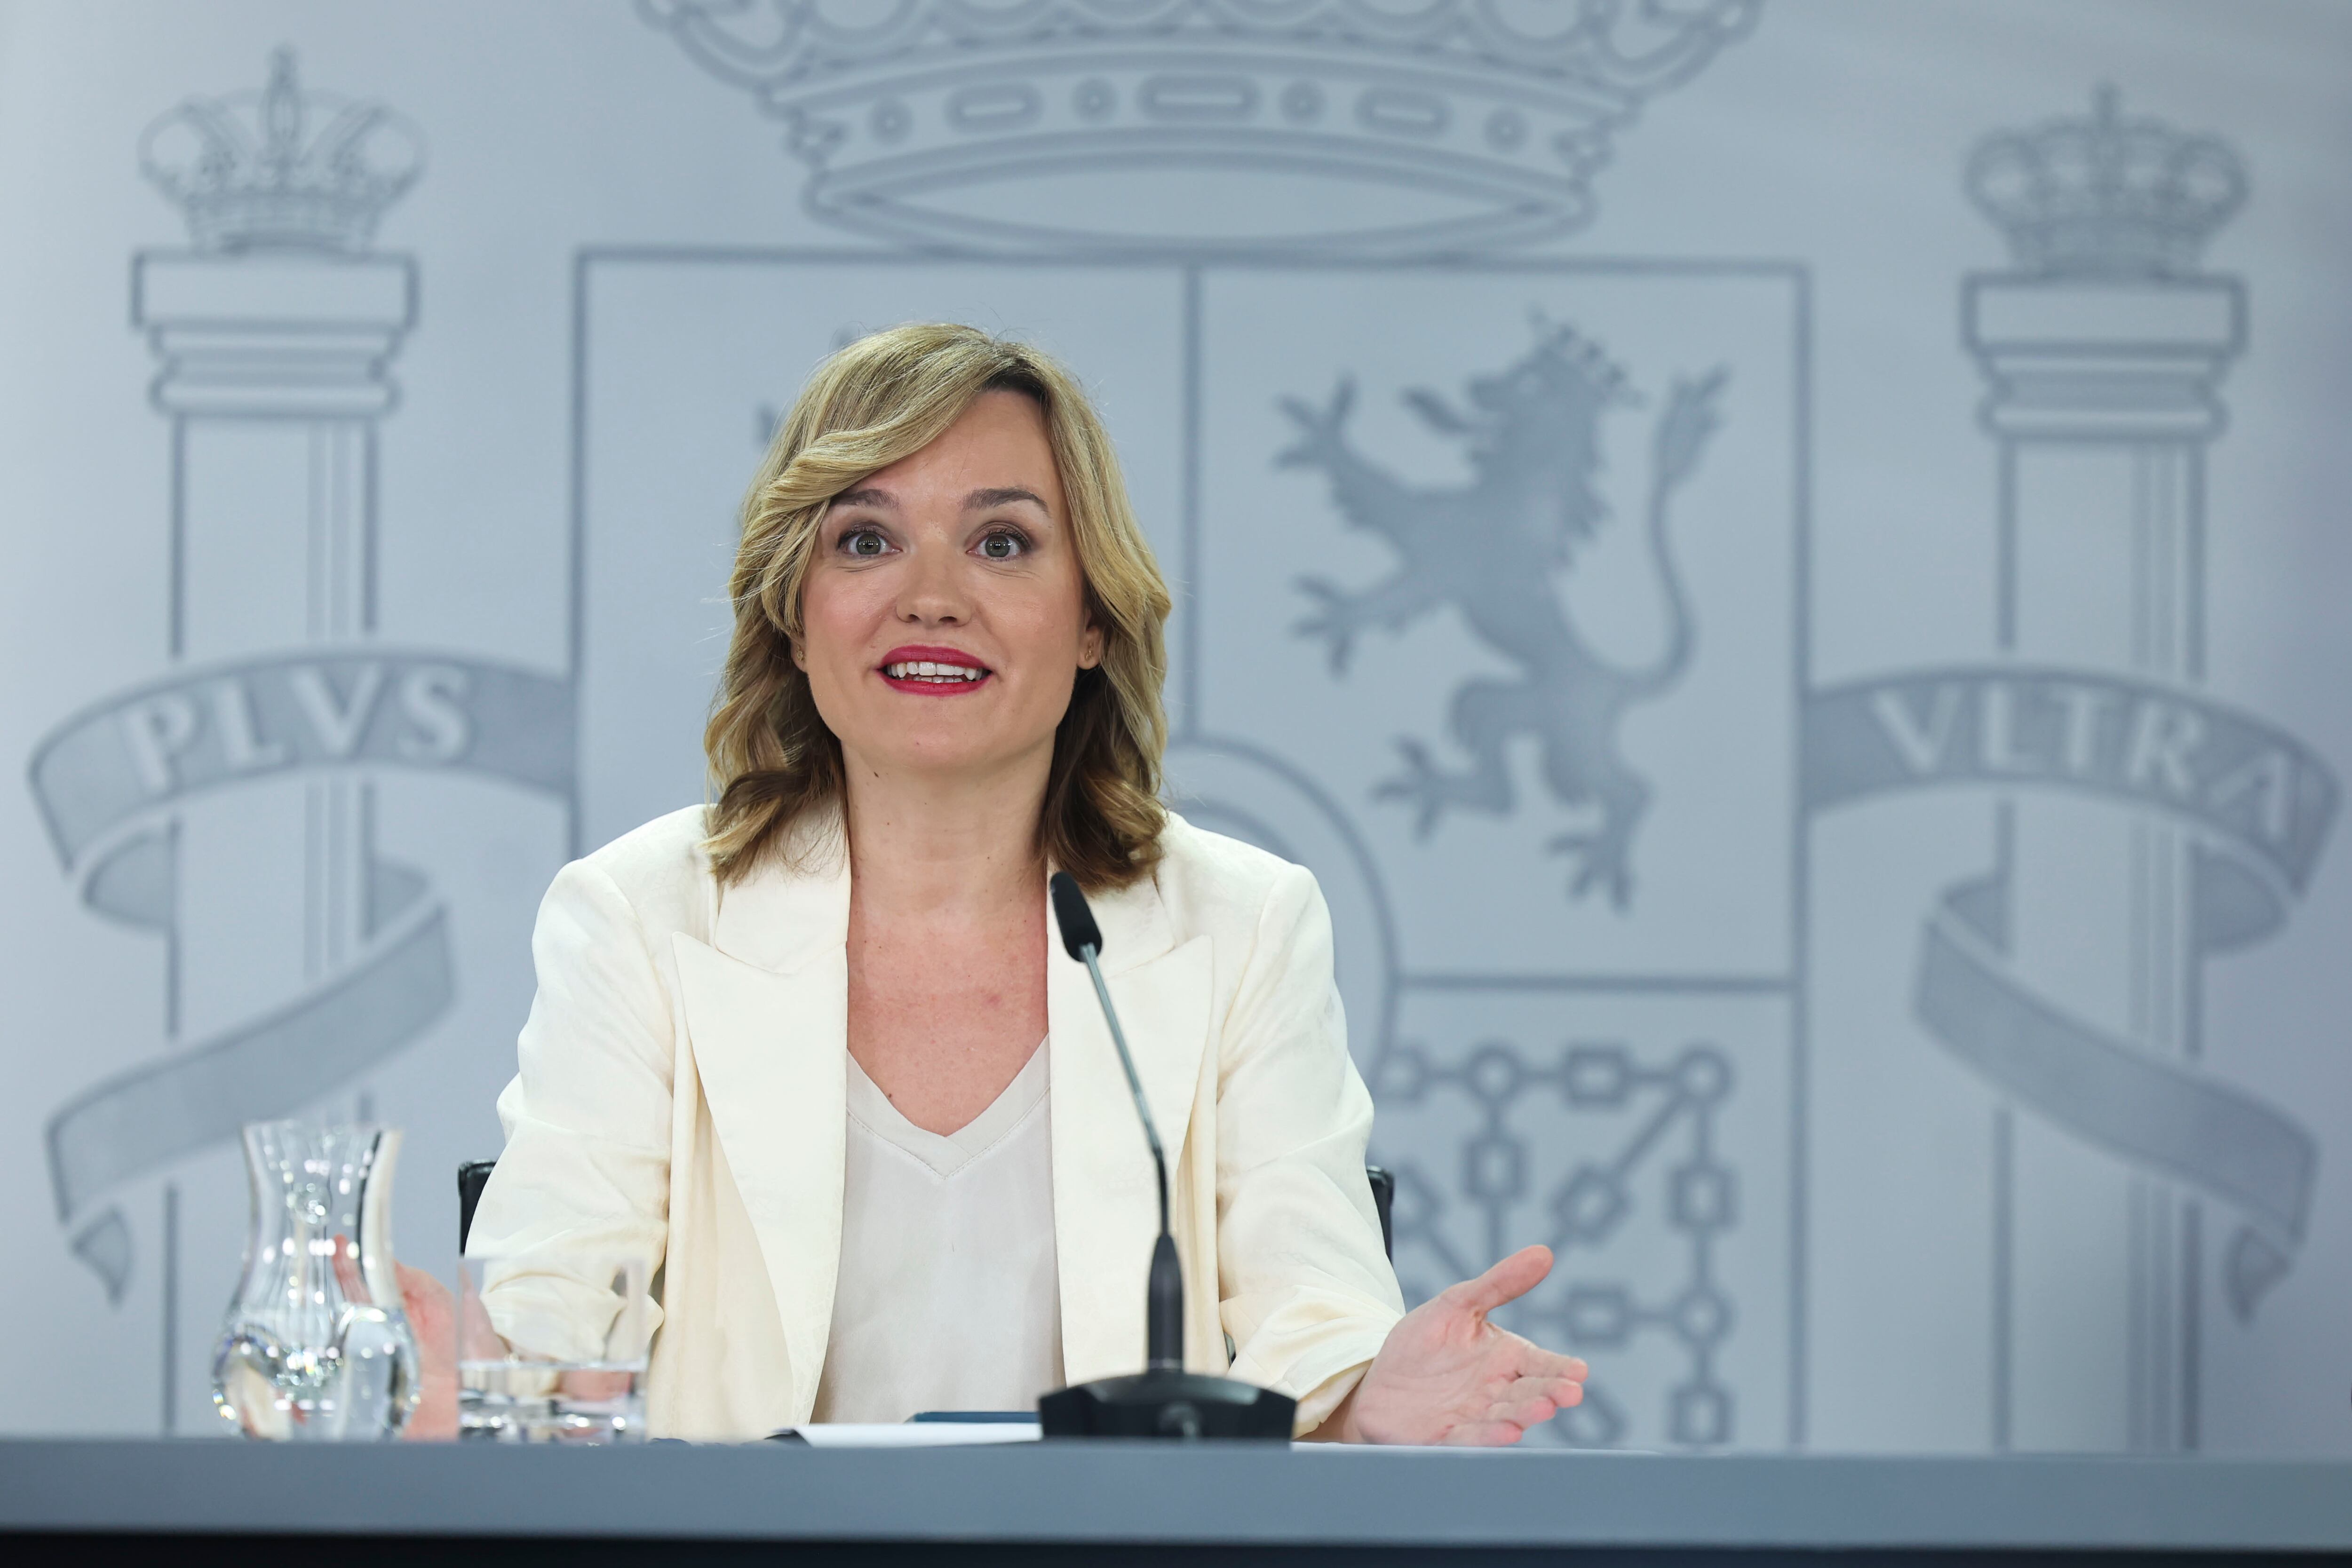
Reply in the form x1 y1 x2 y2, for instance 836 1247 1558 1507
1963 88 2247 1452
117 53 422 1424
131 51 420 1050
133 247 414 1036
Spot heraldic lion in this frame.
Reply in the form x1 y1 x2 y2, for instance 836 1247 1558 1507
1281 319 1726 911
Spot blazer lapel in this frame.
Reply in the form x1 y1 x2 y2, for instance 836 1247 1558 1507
1049 874 1214 1385
671 838 851 1419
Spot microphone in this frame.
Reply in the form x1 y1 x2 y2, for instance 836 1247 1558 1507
1036 872 1295 1440
1050 871 1183 1370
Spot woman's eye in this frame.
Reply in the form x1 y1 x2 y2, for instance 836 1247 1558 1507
978 531 1025 561
842 528 888 558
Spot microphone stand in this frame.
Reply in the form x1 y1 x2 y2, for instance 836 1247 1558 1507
1036 872 1296 1440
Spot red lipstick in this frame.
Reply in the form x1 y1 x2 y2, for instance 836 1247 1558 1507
875 644 993 696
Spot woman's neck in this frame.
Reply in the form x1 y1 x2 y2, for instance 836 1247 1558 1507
838 747 1050 922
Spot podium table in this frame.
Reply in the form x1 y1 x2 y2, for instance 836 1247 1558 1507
4 1439 2348 1563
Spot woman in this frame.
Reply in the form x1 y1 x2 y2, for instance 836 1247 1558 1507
448 324 1586 1442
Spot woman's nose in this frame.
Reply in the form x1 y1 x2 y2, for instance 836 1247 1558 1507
896 542 969 625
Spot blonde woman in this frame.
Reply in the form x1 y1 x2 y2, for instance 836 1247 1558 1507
454 324 1588 1442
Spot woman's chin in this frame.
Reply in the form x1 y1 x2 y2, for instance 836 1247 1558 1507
858 729 1053 785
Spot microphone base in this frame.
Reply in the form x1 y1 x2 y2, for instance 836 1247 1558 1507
1038 1370 1296 1440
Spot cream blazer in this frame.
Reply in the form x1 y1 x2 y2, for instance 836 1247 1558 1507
467 805 1406 1441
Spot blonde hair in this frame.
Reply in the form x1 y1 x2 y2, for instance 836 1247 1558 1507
703 323 1172 889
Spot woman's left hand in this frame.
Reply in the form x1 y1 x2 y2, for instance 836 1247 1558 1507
1327 1244 1587 1445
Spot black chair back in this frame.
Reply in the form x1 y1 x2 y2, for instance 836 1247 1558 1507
1364 1164 1395 1259
457 1159 495 1251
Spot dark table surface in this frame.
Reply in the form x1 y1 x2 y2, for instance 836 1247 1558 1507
3 1438 2351 1555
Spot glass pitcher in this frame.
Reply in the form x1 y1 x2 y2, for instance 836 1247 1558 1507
212 1120 421 1440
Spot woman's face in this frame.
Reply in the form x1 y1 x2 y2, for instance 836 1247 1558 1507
796 388 1103 788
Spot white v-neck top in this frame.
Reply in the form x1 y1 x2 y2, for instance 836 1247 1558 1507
810 1042 1063 1423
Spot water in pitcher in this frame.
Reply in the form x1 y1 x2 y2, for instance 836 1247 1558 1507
212 1121 421 1441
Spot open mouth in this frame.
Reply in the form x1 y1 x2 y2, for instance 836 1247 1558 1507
877 648 993 693
882 659 987 683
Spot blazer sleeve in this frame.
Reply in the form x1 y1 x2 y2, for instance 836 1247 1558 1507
466 857 676 1360
1212 862 1406 1433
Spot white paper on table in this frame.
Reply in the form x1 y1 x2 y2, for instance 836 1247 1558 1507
775 1421 1042 1447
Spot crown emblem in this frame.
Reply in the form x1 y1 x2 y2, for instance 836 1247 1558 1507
140 49 424 253
642 0 1757 255
1967 87 2245 279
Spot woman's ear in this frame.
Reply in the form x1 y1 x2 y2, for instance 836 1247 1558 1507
1078 620 1105 671
789 636 808 673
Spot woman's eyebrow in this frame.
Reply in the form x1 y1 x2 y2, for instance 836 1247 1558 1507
965 486 1049 512
830 487 895 509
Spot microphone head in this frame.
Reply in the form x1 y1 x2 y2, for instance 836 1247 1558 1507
1049 871 1104 961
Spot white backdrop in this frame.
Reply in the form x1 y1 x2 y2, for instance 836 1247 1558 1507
2 0 2349 1456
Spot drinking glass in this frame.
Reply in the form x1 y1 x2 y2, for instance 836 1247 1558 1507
459 1254 650 1442
212 1120 420 1441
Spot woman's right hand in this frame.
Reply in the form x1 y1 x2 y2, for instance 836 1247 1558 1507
398 1263 460 1440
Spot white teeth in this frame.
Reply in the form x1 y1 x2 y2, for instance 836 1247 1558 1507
884 661 985 681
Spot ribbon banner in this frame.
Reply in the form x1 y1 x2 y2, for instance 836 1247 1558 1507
1804 665 2337 1316
29 649 573 1297
31 650 573 865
